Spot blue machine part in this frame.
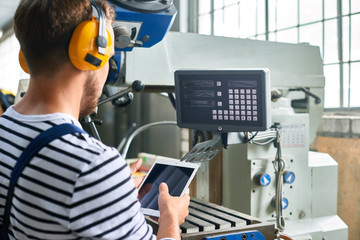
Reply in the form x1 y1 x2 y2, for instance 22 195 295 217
106 1 177 85
106 49 123 86
259 174 271 186
253 173 271 187
283 171 295 184
203 230 265 240
112 4 177 50
271 196 289 210
281 197 289 209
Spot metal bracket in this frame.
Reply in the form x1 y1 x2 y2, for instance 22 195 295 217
181 133 223 163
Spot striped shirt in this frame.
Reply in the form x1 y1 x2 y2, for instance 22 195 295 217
0 106 156 240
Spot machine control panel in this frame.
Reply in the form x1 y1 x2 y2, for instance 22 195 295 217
175 69 271 132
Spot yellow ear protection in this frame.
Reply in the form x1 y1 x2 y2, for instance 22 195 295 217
19 0 112 73
19 51 29 74
69 0 112 71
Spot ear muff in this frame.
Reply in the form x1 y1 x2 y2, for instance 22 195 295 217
69 0 112 71
19 51 30 74
19 20 112 73
69 17 112 71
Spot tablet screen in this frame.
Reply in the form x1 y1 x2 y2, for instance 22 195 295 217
139 163 196 211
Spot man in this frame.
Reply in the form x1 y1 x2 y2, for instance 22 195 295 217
0 0 189 239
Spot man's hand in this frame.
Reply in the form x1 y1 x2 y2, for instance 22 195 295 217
130 158 148 188
158 182 190 226
156 182 190 239
130 158 152 200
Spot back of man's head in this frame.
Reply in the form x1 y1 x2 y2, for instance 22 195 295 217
14 0 114 77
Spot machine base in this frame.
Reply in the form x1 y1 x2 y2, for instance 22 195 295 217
148 198 275 240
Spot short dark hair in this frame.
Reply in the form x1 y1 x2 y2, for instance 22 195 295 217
14 0 115 76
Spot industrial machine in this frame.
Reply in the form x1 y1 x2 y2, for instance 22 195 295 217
107 30 348 239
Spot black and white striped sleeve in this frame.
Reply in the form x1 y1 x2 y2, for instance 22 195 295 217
69 147 155 240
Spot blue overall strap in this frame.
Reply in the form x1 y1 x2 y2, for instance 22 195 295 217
2 123 86 236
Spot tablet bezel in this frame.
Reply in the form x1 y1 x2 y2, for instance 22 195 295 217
138 158 199 217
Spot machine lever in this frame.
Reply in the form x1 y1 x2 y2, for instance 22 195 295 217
130 40 143 47
92 119 103 125
289 87 321 104
83 115 102 141
97 80 145 106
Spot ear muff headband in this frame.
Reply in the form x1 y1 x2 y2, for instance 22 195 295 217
69 0 112 71
90 0 108 54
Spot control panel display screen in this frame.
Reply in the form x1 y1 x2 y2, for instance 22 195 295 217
175 69 270 132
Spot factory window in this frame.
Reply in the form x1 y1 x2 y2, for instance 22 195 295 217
191 0 360 110
0 34 28 93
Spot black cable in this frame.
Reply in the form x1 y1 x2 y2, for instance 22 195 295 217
245 132 258 143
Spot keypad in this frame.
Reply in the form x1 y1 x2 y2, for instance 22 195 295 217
212 88 259 122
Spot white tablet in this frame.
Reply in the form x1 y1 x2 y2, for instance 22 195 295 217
138 158 199 217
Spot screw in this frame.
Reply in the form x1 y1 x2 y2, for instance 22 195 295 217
142 35 150 43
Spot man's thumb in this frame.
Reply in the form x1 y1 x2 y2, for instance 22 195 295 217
159 182 168 193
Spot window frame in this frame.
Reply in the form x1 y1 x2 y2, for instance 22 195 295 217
189 0 360 111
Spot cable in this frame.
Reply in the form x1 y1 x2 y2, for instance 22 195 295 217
118 121 178 159
275 229 294 240
252 138 277 146
244 131 258 143
279 233 293 240
117 122 137 154
251 130 277 145
273 130 286 231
